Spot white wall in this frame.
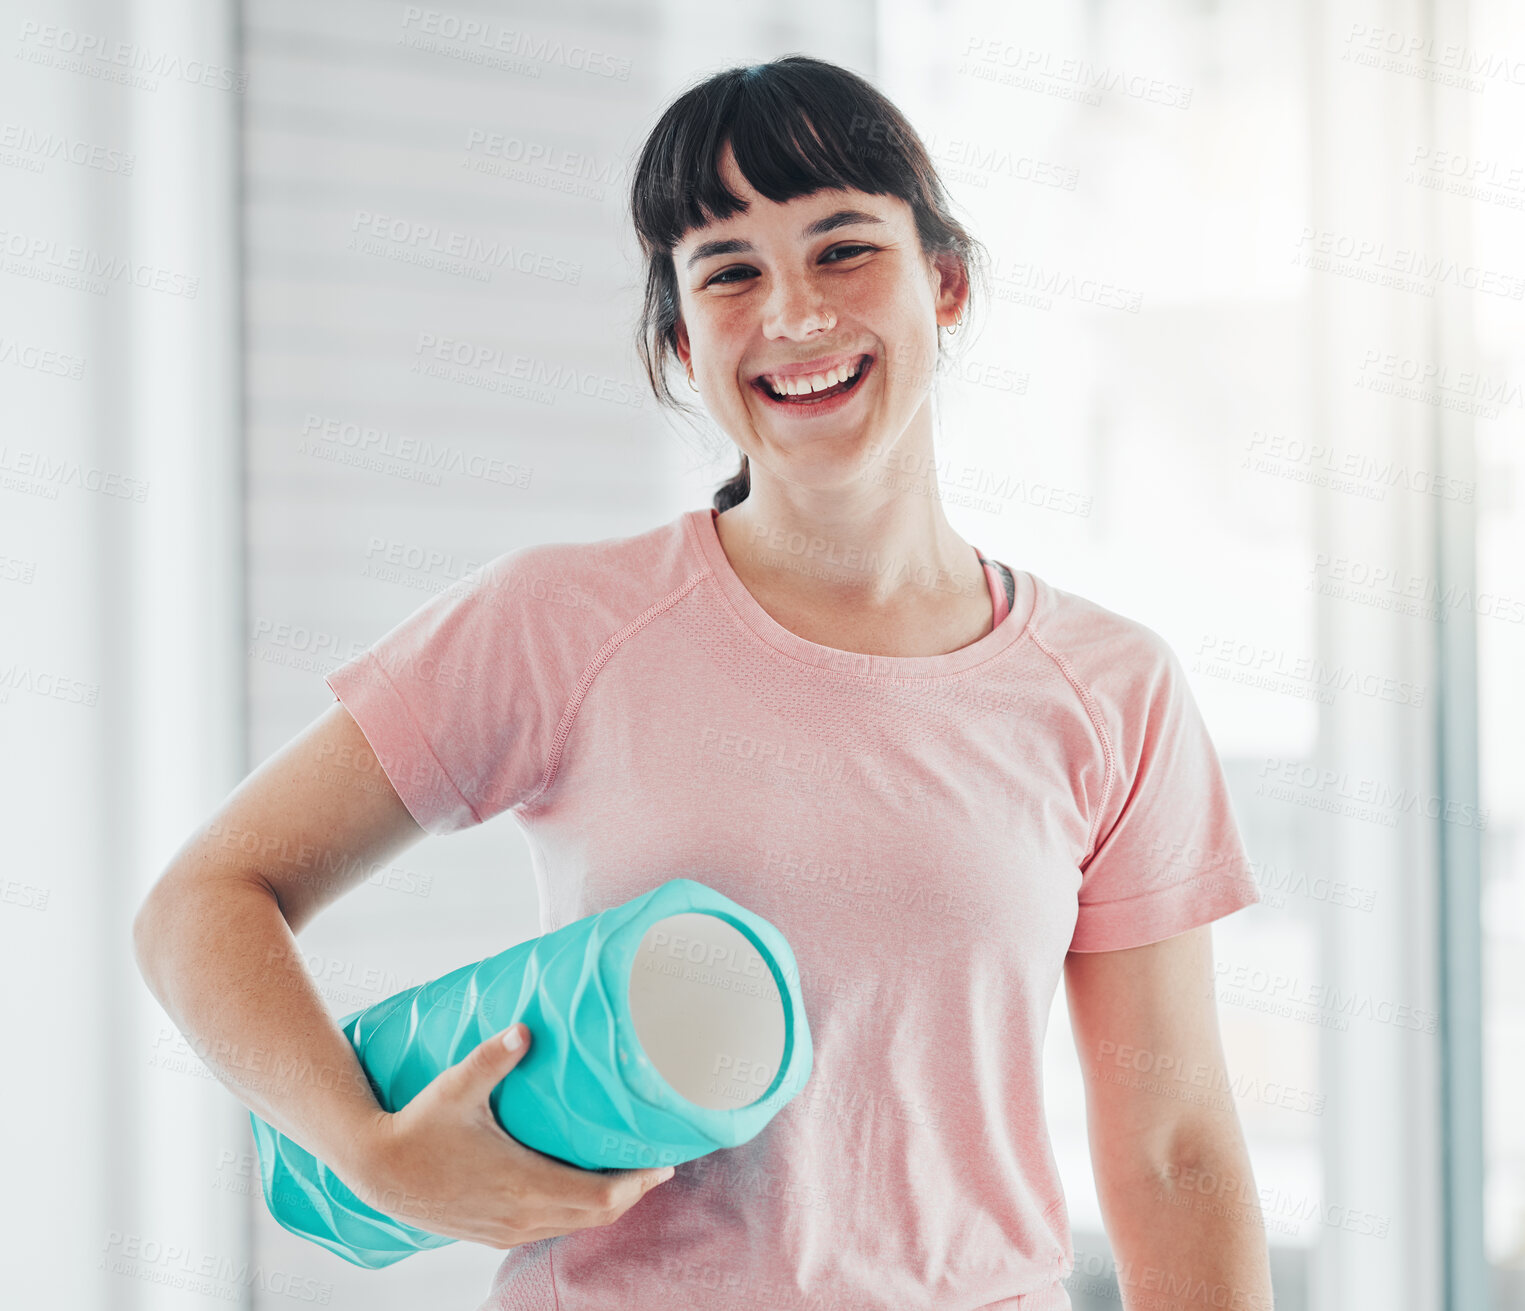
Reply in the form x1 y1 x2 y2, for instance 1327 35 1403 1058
1 1 247 1307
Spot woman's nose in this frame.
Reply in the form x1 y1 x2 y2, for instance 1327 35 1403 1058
761 277 835 338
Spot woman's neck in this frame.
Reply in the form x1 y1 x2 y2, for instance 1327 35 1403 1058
713 497 985 614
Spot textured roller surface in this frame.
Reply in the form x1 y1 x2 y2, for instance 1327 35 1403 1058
249 877 813 1268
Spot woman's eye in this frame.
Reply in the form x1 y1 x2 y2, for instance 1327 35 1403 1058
703 244 875 288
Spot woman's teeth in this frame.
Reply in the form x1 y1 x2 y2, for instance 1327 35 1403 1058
761 357 864 398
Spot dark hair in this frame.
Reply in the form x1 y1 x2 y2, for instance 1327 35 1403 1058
628 55 990 512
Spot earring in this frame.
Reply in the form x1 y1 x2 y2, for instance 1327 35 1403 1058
686 368 699 392
946 310 964 336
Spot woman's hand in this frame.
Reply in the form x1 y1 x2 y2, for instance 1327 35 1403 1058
347 1023 676 1250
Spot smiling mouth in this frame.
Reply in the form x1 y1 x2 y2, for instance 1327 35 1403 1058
752 354 873 405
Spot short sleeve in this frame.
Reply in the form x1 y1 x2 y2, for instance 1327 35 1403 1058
323 547 568 836
1069 635 1261 952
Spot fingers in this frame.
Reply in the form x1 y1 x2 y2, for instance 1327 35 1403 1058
445 1023 531 1104
506 1145 675 1217
559 1164 677 1214
462 1168 670 1246
443 1023 676 1217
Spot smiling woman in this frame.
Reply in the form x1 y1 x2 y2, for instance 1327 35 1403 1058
629 55 990 517
130 49 1270 1311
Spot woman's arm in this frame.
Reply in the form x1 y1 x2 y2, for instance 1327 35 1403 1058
1063 925 1275 1311
132 701 429 1186
133 700 677 1247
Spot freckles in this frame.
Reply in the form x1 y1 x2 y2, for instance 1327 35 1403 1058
714 299 756 332
833 277 883 313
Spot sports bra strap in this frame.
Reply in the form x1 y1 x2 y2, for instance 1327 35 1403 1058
976 554 1016 613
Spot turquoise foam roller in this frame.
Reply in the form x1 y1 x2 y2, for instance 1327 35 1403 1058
248 877 814 1268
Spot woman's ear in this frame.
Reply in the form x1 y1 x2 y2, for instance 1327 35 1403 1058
673 316 691 371
930 251 970 330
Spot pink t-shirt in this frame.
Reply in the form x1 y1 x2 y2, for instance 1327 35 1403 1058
324 506 1260 1311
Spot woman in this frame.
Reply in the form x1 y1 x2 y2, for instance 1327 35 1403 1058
134 55 1273 1311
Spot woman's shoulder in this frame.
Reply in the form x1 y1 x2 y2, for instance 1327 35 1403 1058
439 510 704 668
469 510 696 602
1021 574 1184 700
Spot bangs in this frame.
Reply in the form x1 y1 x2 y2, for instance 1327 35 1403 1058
632 63 923 254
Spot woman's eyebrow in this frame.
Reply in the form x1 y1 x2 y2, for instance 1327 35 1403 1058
683 209 887 269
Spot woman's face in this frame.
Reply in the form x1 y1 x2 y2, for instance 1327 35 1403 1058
671 142 967 492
